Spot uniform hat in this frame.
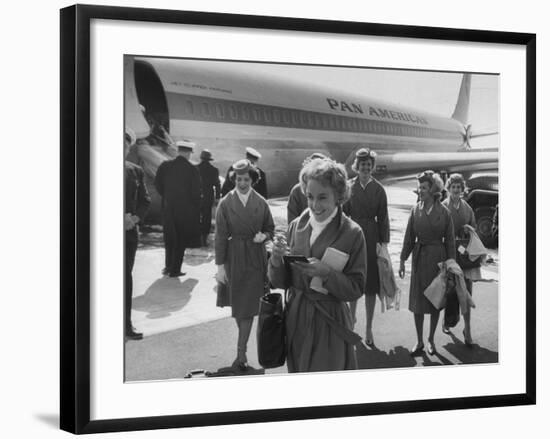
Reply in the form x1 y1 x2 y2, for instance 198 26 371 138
200 149 214 161
125 127 136 146
245 147 262 159
355 148 377 160
232 159 252 174
176 139 196 152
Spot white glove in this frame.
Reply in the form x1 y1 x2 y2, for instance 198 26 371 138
216 265 227 284
124 213 135 231
253 232 267 243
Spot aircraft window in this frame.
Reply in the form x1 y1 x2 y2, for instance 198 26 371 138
273 109 281 124
300 112 308 127
186 101 194 114
241 106 250 121
314 114 322 128
264 108 272 123
215 103 225 119
202 102 211 117
291 111 300 126
229 104 238 120
253 108 262 122
282 110 290 125
328 116 336 129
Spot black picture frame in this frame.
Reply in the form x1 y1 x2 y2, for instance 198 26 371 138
60 4 536 434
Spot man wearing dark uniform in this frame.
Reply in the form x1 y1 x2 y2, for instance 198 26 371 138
125 128 151 340
221 147 268 198
196 149 221 246
154 140 202 277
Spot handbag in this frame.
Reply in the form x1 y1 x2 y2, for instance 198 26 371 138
257 291 286 368
455 237 481 270
216 281 231 307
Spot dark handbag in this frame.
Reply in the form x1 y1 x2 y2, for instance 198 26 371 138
257 291 286 368
443 274 460 328
216 281 231 307
455 237 481 270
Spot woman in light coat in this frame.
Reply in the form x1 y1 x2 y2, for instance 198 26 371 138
215 159 275 370
269 158 367 372
399 171 455 356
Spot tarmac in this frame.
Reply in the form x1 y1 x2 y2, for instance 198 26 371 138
125 182 499 382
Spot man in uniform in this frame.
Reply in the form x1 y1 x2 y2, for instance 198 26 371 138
196 149 221 247
125 128 151 340
221 147 268 198
154 140 202 277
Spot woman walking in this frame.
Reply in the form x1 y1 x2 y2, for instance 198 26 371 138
399 171 455 355
215 159 275 370
344 148 390 346
269 157 367 372
442 173 478 346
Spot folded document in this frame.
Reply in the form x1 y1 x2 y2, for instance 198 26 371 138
310 247 350 294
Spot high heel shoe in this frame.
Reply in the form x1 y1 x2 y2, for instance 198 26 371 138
410 342 425 356
463 330 473 347
427 340 436 355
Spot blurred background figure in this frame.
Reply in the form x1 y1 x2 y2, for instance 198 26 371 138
154 140 202 277
124 127 151 340
197 149 221 247
215 159 275 371
287 153 327 224
344 148 390 346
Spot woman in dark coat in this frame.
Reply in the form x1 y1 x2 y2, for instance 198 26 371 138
269 158 367 372
343 148 390 346
215 159 275 370
399 171 455 356
442 173 478 346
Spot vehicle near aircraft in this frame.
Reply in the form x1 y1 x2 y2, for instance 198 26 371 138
124 56 498 230
464 173 499 247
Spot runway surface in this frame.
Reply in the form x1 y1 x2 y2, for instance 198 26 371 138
126 181 499 381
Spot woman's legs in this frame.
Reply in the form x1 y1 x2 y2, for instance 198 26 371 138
235 317 254 365
413 313 424 351
428 311 441 351
365 294 376 342
463 279 473 345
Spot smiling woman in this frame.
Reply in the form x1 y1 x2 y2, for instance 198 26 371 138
268 158 367 372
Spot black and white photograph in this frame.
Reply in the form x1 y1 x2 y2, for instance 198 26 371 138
123 56 499 381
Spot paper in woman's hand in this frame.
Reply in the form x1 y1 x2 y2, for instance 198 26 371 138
310 247 350 294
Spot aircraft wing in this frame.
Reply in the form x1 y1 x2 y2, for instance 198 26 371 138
375 150 498 178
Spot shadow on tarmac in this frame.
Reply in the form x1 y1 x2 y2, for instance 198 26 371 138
356 343 417 369
133 277 198 319
205 364 266 378
442 331 498 364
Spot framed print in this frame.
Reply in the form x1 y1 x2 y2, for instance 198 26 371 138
60 4 536 434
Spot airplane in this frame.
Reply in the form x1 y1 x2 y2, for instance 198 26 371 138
124 56 498 223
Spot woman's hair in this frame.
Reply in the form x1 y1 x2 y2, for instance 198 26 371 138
417 170 444 201
445 173 466 192
299 158 350 204
351 148 376 173
229 159 260 184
